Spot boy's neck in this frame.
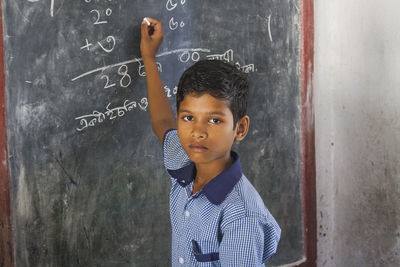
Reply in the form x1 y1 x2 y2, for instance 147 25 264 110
192 152 234 194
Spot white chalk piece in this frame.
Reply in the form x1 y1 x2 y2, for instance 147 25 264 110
143 17 151 26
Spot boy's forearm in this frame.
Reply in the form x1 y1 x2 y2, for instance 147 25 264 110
143 57 176 142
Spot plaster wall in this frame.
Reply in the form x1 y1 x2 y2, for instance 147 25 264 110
314 0 400 266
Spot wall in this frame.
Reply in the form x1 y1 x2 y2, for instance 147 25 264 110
314 0 400 266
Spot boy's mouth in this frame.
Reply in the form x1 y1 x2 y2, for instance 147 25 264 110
189 144 208 152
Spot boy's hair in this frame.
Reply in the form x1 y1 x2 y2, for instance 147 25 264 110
176 60 249 126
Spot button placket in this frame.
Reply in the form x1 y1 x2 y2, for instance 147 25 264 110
185 182 193 198
184 198 192 220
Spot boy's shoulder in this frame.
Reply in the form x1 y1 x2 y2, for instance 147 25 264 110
221 174 270 224
163 128 189 170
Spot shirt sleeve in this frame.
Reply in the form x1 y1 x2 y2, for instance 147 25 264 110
219 216 280 266
162 129 191 171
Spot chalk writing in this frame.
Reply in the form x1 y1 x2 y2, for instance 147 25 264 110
101 75 116 88
205 49 256 73
51 0 55 16
206 49 233 62
100 64 135 89
75 98 148 132
90 8 112 25
27 0 59 17
256 14 273 43
164 85 178 98
98 36 116 53
166 0 186 11
72 1 257 132
82 1 117 54
238 63 256 73
71 48 210 81
179 51 200 63
138 61 163 77
169 17 178 30
80 36 116 53
169 17 185 31
166 0 177 11
80 39 93 51
117 65 132 88
267 15 273 42
165 0 187 31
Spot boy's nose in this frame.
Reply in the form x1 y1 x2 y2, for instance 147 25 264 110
191 124 208 139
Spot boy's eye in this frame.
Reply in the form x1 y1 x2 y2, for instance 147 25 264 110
183 115 193 121
209 118 221 124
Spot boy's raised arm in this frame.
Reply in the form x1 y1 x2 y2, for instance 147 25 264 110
140 18 176 143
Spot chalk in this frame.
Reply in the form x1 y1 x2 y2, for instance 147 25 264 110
143 17 151 26
143 17 155 36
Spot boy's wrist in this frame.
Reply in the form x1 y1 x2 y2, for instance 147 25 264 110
142 56 157 64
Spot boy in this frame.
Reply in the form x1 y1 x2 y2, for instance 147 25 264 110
140 18 281 266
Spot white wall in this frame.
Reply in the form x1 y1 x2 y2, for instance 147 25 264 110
314 1 400 266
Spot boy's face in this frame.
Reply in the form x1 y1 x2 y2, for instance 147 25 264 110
177 93 249 166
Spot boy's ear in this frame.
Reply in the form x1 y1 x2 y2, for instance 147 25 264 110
234 115 250 141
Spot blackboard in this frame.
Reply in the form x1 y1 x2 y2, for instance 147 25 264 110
2 0 303 266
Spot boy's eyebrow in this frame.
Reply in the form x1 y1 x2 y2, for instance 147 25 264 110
208 111 227 116
178 109 192 114
179 109 227 116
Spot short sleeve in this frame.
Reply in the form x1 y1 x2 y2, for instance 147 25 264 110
219 216 280 265
162 129 191 170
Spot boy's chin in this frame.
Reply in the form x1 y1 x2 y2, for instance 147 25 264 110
187 154 209 164
188 153 230 166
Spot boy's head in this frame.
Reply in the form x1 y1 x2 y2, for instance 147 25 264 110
175 60 250 164
176 60 249 126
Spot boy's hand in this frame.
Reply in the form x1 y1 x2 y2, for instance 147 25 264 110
140 17 164 60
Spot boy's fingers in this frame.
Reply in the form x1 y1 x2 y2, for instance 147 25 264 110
144 17 163 34
145 17 160 25
152 21 163 32
141 22 150 39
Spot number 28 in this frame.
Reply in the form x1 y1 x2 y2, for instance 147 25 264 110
101 65 132 89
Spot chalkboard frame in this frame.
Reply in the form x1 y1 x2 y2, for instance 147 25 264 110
0 1 316 266
297 0 317 266
0 3 13 266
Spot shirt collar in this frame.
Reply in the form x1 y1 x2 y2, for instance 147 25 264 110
167 151 242 205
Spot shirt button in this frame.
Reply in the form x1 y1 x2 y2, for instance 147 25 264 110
179 257 184 264
185 210 190 217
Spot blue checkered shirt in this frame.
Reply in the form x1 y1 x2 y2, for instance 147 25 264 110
163 129 281 266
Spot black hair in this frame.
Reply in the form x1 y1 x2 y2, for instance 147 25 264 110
176 60 249 126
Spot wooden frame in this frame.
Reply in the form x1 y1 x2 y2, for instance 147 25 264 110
298 0 316 266
0 1 13 266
